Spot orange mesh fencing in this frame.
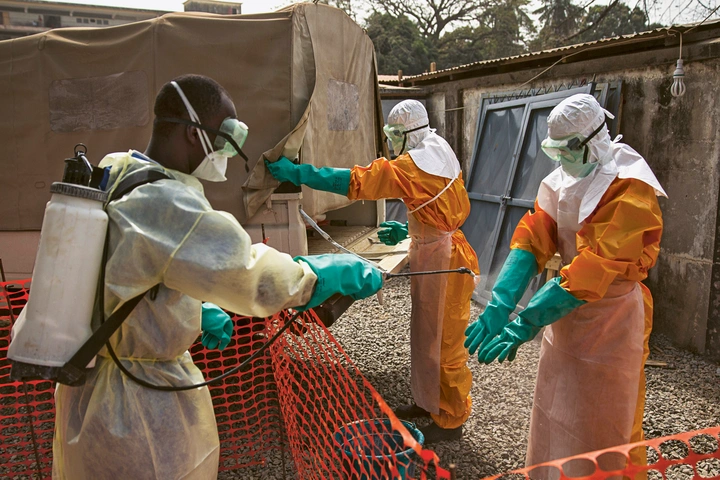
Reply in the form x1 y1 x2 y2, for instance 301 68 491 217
482 426 720 480
1 278 449 479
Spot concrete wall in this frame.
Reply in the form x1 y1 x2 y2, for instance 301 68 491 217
417 38 720 356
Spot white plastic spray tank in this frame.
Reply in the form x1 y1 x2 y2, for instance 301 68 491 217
8 146 108 381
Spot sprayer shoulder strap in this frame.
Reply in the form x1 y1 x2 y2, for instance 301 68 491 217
61 169 171 384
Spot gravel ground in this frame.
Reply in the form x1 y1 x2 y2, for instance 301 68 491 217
329 274 720 479
226 273 720 479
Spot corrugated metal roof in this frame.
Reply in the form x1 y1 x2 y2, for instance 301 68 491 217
400 19 720 83
378 74 400 83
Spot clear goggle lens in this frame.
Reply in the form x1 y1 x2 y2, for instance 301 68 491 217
383 123 406 144
541 135 586 163
214 117 249 157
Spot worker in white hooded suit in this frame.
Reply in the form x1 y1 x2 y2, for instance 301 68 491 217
51 75 383 480
465 94 666 471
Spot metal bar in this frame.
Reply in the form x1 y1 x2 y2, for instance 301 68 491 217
299 208 383 270
385 267 475 279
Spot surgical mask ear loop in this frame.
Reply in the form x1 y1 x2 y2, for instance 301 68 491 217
170 81 213 157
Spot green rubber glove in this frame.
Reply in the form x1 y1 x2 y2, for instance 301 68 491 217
464 249 538 355
265 157 351 195
201 302 234 350
377 221 409 246
293 254 384 311
477 277 586 364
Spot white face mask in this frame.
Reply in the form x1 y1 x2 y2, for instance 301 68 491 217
191 151 229 182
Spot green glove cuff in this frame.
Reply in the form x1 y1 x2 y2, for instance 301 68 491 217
485 248 539 323
201 302 233 351
297 164 351 196
516 276 585 331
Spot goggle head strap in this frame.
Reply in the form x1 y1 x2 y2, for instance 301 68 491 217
156 117 249 169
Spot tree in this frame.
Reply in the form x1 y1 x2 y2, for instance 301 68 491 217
476 0 536 57
530 0 586 49
436 25 491 68
311 0 360 20
373 0 489 42
573 3 661 43
365 12 433 75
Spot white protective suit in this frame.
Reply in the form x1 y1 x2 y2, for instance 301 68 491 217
52 151 317 480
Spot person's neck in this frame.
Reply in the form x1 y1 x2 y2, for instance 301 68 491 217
144 138 186 173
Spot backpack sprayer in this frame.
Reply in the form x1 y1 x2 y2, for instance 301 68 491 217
8 145 110 384
5 146 299 394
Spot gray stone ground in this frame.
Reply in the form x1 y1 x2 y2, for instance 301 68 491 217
222 274 720 479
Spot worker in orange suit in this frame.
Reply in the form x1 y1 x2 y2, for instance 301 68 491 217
265 99 479 443
464 94 666 473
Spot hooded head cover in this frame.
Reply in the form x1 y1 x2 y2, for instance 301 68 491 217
385 100 460 180
386 100 431 154
544 94 616 176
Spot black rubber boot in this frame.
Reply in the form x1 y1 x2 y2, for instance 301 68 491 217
420 422 462 444
392 403 431 420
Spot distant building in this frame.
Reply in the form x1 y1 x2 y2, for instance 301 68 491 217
183 0 241 15
0 0 243 40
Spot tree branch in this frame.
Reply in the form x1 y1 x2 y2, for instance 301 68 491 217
563 0 619 42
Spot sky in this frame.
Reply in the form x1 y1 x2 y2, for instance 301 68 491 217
43 0 719 29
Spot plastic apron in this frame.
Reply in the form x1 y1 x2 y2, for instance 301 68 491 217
406 176 458 414
526 168 645 471
407 215 454 414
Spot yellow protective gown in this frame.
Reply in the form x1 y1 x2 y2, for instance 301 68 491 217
510 176 663 468
347 154 479 429
53 152 317 480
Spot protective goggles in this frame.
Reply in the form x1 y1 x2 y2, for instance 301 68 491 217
540 119 606 165
383 123 428 155
383 123 428 143
157 116 249 163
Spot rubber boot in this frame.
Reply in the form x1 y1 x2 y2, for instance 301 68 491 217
420 422 462 444
392 403 430 420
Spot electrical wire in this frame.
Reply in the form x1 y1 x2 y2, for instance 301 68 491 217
299 208 384 270
21 381 43 480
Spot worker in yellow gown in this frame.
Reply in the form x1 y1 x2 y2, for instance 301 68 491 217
266 100 480 443
464 94 666 473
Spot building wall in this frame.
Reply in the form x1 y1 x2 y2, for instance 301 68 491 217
420 39 720 356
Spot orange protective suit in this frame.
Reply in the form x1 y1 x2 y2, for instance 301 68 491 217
511 176 663 467
348 154 479 428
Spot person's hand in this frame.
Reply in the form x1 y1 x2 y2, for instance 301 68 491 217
464 306 509 355
476 277 586 364
293 254 384 310
265 157 300 184
377 221 408 246
476 324 526 364
201 302 234 350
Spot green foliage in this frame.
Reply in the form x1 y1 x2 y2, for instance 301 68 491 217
365 0 665 72
365 12 433 75
574 4 657 43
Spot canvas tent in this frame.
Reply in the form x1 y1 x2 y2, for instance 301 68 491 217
0 3 386 230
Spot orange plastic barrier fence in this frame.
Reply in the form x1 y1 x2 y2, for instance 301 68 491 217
482 426 720 480
1 278 449 479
